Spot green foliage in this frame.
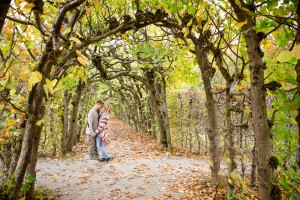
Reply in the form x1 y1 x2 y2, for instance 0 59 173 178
21 173 36 192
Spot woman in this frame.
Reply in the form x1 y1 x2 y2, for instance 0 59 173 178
93 104 111 162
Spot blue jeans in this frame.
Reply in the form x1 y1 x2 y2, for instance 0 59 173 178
96 133 110 159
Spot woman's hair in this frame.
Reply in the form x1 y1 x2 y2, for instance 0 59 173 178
102 104 112 114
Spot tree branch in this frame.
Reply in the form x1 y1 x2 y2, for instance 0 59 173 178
5 16 35 26
52 0 85 35
0 95 26 114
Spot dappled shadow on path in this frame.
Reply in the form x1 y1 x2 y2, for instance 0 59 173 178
36 118 225 199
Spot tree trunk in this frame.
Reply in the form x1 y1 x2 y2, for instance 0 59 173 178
25 128 42 199
10 81 47 199
178 95 184 152
155 83 171 151
0 0 11 33
213 46 236 191
135 85 146 131
62 90 71 154
240 130 246 177
246 25 273 200
149 98 156 139
229 1 273 198
188 97 193 154
244 23 273 200
146 97 155 138
8 133 23 177
239 112 246 178
9 32 56 198
76 86 90 144
295 2 300 170
147 70 171 151
194 42 221 184
197 105 202 154
226 90 236 197
67 81 85 151
251 144 257 186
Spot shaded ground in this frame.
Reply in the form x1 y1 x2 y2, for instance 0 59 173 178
36 118 226 200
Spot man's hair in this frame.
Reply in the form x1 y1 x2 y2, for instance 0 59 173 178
95 100 104 105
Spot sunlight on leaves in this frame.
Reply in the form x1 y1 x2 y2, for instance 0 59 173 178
28 71 43 91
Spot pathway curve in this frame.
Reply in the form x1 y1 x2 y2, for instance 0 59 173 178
36 118 221 200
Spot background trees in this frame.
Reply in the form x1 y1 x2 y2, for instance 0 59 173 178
0 0 299 199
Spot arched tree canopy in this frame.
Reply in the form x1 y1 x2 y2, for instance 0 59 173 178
0 0 299 199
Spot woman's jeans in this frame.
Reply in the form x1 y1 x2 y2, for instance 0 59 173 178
96 133 110 159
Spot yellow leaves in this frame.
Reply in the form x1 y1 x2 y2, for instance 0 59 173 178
28 71 56 96
17 8 23 14
19 96 26 103
182 27 189 37
20 2 36 13
36 119 44 126
43 79 57 98
235 0 242 7
276 51 295 63
77 57 90 66
236 19 247 29
85 7 92 15
187 19 193 27
24 2 35 9
76 31 83 39
70 37 81 44
46 79 54 94
76 50 83 57
2 129 9 138
20 67 29 81
195 14 201 24
28 71 43 91
6 118 16 126
293 44 300 60
4 20 14 40
5 20 14 30
20 74 27 81
214 84 223 91
235 84 249 91
50 177 57 182
76 50 90 66
52 79 58 87
63 27 72 34
15 0 25 7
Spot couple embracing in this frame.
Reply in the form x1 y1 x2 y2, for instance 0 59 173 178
86 100 111 162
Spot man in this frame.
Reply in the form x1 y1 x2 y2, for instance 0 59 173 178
86 100 104 160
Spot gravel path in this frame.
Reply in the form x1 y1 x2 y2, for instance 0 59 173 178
36 119 218 200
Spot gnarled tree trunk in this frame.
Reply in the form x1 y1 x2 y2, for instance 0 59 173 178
25 127 42 199
295 2 300 170
194 42 221 184
10 79 48 199
147 70 171 151
67 81 85 151
62 90 71 154
0 0 11 33
229 1 273 198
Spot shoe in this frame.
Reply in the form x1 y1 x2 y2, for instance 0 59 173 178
98 157 110 162
98 158 106 162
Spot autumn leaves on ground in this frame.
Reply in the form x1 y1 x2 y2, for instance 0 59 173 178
35 118 228 200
